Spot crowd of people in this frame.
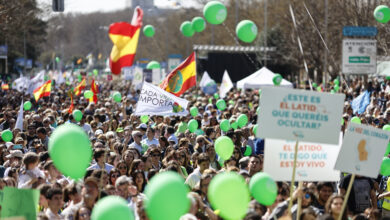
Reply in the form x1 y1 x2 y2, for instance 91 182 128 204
0 75 389 220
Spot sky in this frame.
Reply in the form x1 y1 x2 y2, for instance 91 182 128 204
37 0 201 14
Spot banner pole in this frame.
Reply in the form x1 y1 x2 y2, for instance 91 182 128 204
338 174 355 220
288 140 299 216
297 181 304 219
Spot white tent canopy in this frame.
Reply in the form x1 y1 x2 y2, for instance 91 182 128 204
236 67 293 89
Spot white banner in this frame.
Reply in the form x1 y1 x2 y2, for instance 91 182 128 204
134 81 189 116
264 136 342 181
219 70 233 98
133 66 143 86
342 39 377 74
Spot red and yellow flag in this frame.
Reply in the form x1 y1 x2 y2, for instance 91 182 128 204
160 52 196 97
74 78 86 96
68 90 74 114
33 80 51 101
108 7 143 75
89 79 99 103
1 83 9 90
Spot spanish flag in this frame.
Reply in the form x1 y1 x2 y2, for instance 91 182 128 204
68 90 74 114
74 78 86 96
1 83 9 90
108 7 143 75
160 52 196 97
89 79 99 103
33 80 51 101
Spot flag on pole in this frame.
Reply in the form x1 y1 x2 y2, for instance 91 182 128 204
33 80 51 101
15 100 24 130
13 75 30 92
351 90 371 115
74 78 86 96
28 70 45 94
219 70 233 98
108 6 143 74
68 90 74 114
199 71 213 88
89 79 99 103
56 71 65 86
159 52 196 97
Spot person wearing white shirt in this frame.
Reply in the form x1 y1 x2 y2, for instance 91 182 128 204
87 149 114 173
18 152 45 188
141 127 159 147
185 153 210 189
128 131 143 154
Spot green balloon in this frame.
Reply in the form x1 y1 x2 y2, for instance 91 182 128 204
208 172 250 220
258 89 262 96
228 100 235 105
191 17 206 32
214 136 234 160
23 101 32 111
113 92 122 103
237 114 248 128
220 119 230 132
180 21 194 37
216 99 226 111
49 124 92 180
73 109 83 122
93 69 98 75
84 90 93 99
253 124 258 136
177 122 188 134
249 172 277 206
214 93 219 99
333 78 340 86
143 24 155 37
146 61 160 69
380 157 390 176
341 118 345 126
190 107 199 117
386 76 390 81
55 57 60 63
195 129 204 135
244 145 252 156
1 130 13 142
351 116 361 124
231 121 238 130
256 107 260 115
330 90 335 94
140 115 149 123
317 87 322 92
236 20 258 43
383 124 390 132
374 5 390 23
334 85 340 92
188 119 198 133
91 196 134 220
145 171 190 220
273 74 282 86
203 1 227 25
312 82 318 88
385 143 390 156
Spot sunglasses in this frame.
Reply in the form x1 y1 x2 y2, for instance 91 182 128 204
151 154 160 157
111 174 120 178
118 166 127 170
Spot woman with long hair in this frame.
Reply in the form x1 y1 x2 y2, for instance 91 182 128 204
131 170 147 193
325 194 348 220
129 159 144 176
108 168 121 185
115 160 128 176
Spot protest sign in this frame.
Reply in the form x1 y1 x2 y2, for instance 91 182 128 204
133 66 143 86
264 135 342 181
122 66 134 81
334 123 390 178
1 187 40 220
257 87 345 144
152 68 161 85
134 81 189 116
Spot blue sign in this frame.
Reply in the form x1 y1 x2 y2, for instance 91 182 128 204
342 26 377 37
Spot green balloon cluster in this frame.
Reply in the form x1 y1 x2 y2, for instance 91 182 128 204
143 25 155 37
145 171 190 220
73 110 83 122
188 119 198 133
216 99 226 111
236 20 258 43
49 124 92 180
191 17 206 32
351 116 361 124
190 107 198 117
380 157 390 176
147 61 160 69
140 115 149 124
220 119 230 132
237 114 248 128
203 1 227 25
113 92 122 103
214 136 234 160
84 90 93 99
374 5 390 23
180 21 194 37
91 196 134 220
1 130 13 142
249 172 277 206
208 172 250 220
230 119 238 130
273 74 283 86
23 101 32 111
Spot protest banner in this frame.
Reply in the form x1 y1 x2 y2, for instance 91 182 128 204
257 87 345 145
1 187 40 220
134 81 189 116
264 135 342 181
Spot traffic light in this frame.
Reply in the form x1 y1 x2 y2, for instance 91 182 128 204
52 0 64 12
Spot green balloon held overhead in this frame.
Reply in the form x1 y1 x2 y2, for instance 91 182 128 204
216 99 226 111
180 21 194 37
55 57 60 63
195 129 204 135
383 124 390 132
1 130 13 142
220 119 230 132
237 114 248 128
113 92 122 103
273 74 282 86
334 85 340 92
24 101 32 111
214 136 234 160
143 24 155 37
214 93 219 99
177 122 188 134
140 115 149 123
253 124 258 136
380 157 390 176
351 116 361 124
317 87 322 92
84 90 93 99
188 119 198 133
385 143 390 156
341 118 345 126
91 196 134 220
312 82 318 88
244 145 252 156
147 61 160 69
208 172 250 220
190 107 198 117
49 124 92 180
72 109 83 122
374 5 390 23
236 20 258 43
93 69 98 75
145 171 190 220
191 17 206 32
249 172 277 206
231 121 238 130
333 78 340 86
203 1 227 25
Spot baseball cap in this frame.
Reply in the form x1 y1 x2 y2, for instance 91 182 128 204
168 135 178 144
84 177 99 189
137 123 147 130
95 129 103 136
6 150 23 159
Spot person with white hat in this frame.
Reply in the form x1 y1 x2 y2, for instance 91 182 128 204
3 150 23 177
128 131 143 154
